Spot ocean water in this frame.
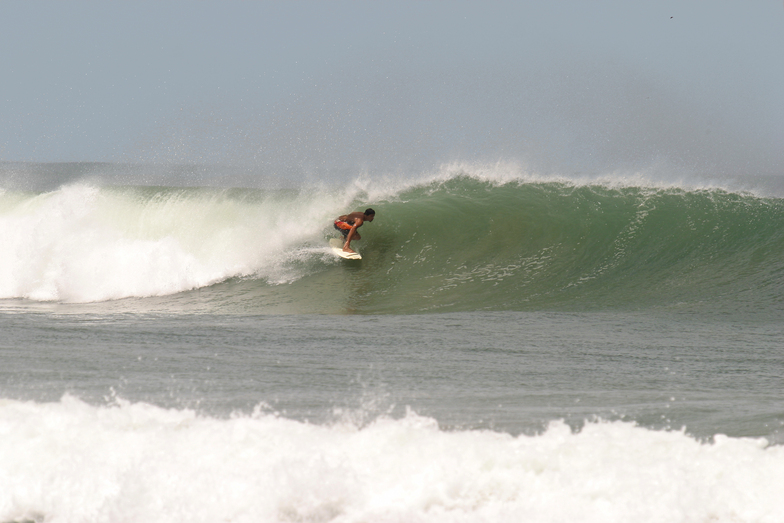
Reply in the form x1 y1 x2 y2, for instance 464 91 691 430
1 162 783 523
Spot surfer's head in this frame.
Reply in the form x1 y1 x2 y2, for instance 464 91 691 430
364 208 376 221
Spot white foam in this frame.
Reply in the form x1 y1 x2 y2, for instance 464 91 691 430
0 184 353 302
0 396 781 523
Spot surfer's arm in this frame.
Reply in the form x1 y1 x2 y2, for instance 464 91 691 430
343 219 363 250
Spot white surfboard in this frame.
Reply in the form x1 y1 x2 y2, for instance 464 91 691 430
329 238 362 260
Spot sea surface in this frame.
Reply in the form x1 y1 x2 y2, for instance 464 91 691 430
1 162 783 523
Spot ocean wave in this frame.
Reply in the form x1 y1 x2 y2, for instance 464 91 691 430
1 164 783 313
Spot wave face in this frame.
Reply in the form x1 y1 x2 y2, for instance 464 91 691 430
368 176 784 314
1 396 783 523
1 166 783 314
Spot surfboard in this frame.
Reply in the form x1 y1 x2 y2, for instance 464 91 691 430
329 238 362 260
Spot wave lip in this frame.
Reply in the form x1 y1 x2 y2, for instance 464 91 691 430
1 396 782 523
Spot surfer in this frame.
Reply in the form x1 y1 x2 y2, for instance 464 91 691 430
334 208 375 253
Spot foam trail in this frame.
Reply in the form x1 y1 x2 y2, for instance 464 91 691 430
0 396 782 523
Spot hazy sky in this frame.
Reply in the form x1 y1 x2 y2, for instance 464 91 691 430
2 1 783 177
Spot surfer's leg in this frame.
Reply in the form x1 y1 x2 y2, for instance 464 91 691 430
343 232 361 252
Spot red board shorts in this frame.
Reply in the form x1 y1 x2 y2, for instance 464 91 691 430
334 220 352 238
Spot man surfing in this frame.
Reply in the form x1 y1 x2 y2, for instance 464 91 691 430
334 208 375 253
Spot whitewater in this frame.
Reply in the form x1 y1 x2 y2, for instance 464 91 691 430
2 396 782 523
1 162 783 523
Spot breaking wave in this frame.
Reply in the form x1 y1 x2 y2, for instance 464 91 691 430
1 164 783 314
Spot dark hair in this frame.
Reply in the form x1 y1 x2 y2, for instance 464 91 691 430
364 208 376 216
